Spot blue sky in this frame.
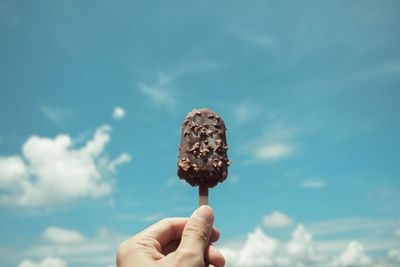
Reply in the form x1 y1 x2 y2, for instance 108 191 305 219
1 1 400 267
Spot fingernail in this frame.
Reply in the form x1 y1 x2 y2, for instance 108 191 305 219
191 205 213 224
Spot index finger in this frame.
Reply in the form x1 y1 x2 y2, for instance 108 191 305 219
139 217 188 247
137 217 220 250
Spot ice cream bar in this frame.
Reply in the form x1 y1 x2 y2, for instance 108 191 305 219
177 108 230 205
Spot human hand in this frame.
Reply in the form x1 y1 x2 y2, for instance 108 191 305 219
117 205 225 267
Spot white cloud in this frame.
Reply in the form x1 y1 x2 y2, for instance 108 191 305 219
243 127 298 162
18 257 67 267
28 226 124 266
138 72 176 108
229 175 240 184
238 32 276 47
137 61 219 110
301 178 326 189
0 125 131 208
236 227 279 266
388 249 400 262
337 241 372 267
234 103 262 124
42 227 86 244
0 156 27 190
112 107 125 120
395 226 400 238
308 218 395 237
40 105 73 126
108 153 131 172
220 225 317 267
138 82 176 107
263 211 294 229
255 143 295 160
219 214 399 267
287 224 315 260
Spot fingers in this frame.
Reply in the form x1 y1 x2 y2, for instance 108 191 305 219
178 205 214 255
162 239 180 255
210 227 220 243
162 227 220 256
142 217 219 245
205 244 225 267
138 217 187 249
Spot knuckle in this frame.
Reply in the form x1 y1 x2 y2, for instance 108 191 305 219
177 248 203 265
135 235 153 247
160 218 173 226
183 222 208 243
116 240 129 262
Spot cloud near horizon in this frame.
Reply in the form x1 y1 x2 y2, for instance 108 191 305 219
24 226 125 267
18 257 67 267
220 212 400 267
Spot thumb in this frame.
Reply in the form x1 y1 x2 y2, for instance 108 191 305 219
178 205 214 255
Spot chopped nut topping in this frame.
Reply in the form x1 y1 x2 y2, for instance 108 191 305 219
200 147 210 155
200 127 207 135
178 161 190 171
188 142 200 152
192 163 200 172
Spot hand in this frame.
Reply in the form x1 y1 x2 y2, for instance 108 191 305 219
117 205 225 267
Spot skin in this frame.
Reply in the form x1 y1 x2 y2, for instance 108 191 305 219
117 205 225 267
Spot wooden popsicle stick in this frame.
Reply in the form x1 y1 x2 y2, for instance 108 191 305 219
199 184 209 206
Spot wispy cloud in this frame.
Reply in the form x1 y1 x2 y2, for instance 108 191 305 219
234 103 263 125
243 127 298 162
396 226 400 238
301 178 326 189
137 59 219 111
307 218 397 237
40 105 73 127
138 78 176 108
255 143 295 160
240 33 277 47
229 175 239 184
18 257 66 267
115 212 165 224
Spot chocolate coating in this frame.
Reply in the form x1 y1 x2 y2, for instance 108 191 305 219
177 108 230 188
